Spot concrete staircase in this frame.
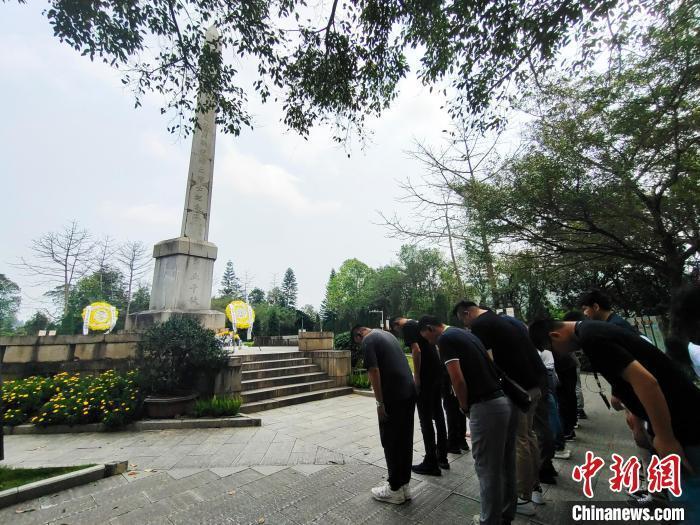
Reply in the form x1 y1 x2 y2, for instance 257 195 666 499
240 352 352 412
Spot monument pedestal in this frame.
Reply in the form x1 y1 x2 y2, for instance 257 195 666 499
126 237 225 331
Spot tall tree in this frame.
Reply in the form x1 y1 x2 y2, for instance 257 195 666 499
116 240 151 318
15 221 94 314
248 287 266 305
129 285 151 315
94 236 117 295
219 260 242 298
0 274 21 335
281 268 298 309
481 1 700 308
16 0 630 137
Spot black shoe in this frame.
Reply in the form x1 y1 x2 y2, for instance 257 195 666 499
447 446 463 454
460 442 470 451
412 462 441 476
438 460 450 470
577 410 588 419
564 431 576 441
539 472 557 485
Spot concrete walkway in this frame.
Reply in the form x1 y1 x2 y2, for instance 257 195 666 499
1 382 639 524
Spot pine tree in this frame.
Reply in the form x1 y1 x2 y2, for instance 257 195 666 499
319 269 337 330
281 268 298 309
219 260 242 298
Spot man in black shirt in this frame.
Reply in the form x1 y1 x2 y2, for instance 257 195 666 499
530 319 700 522
419 316 518 525
390 317 448 475
352 325 416 505
579 289 637 333
454 301 543 517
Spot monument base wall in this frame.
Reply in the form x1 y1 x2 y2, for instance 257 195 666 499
125 309 225 332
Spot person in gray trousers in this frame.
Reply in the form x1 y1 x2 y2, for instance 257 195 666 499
419 316 518 525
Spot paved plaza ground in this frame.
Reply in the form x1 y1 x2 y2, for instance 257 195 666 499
0 380 638 524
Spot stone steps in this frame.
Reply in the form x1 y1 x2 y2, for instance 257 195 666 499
241 372 328 390
240 357 312 371
242 364 320 380
240 387 354 412
241 380 336 403
238 352 352 411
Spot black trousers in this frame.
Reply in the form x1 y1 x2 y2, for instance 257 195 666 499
380 397 416 491
441 375 467 448
556 366 578 435
534 377 554 463
416 380 448 465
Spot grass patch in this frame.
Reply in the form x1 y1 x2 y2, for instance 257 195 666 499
193 395 242 418
0 465 93 491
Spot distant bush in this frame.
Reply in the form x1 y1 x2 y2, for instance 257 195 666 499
193 396 242 418
350 370 371 389
334 331 352 350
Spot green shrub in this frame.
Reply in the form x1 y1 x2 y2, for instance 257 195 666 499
350 370 371 389
334 331 352 350
193 396 242 417
138 316 228 395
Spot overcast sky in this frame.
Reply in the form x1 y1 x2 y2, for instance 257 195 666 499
0 3 460 321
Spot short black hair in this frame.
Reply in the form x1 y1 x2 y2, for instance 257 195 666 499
418 315 442 331
350 325 365 338
563 310 585 322
452 300 478 317
579 289 612 310
388 316 403 330
528 319 564 350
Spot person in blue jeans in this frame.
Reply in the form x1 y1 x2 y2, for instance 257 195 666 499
420 316 518 525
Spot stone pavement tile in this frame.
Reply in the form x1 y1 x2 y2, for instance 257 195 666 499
107 489 203 525
260 440 296 465
0 494 97 525
279 486 355 523
167 490 260 525
453 473 482 500
53 493 150 525
190 468 265 501
333 465 388 495
417 493 481 524
91 472 172 505
143 470 220 502
291 464 330 476
362 505 420 525
168 467 209 479
252 465 289 476
173 453 218 468
209 466 250 477
239 483 304 514
313 446 346 465
389 481 452 523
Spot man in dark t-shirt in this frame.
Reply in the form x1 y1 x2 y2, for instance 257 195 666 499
352 325 416 505
530 319 700 522
390 317 448 475
579 289 638 333
454 301 543 516
419 316 518 525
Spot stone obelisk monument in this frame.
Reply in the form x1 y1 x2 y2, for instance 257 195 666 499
127 27 225 331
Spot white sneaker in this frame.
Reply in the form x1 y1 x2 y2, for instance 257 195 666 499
472 514 481 525
516 498 536 516
554 449 572 459
532 487 545 505
371 482 406 504
403 483 412 500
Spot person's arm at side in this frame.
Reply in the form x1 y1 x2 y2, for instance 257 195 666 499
367 367 387 422
411 342 422 392
445 360 469 413
621 360 691 471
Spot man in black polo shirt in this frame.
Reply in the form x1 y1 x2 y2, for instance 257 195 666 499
579 289 637 333
419 316 517 525
530 319 700 522
454 301 544 517
352 325 416 505
390 317 448 475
